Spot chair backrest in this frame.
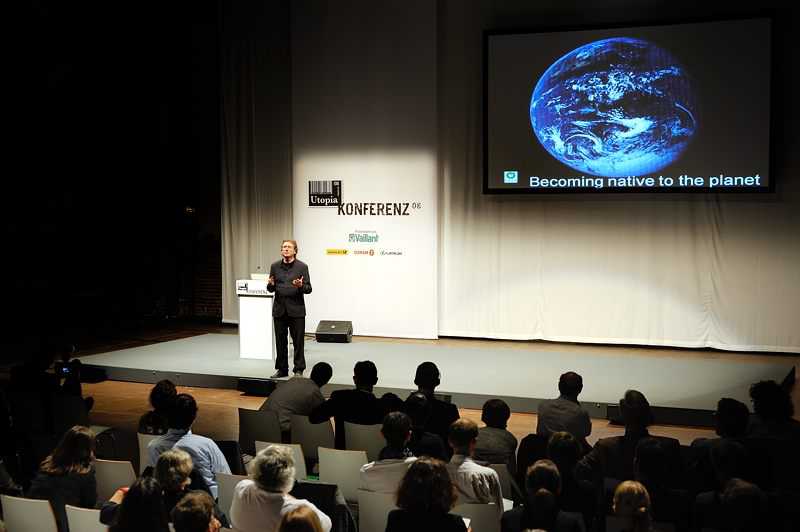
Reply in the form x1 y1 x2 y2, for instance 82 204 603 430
65 504 108 532
318 447 369 503
214 439 247 476
216 472 248 518
607 516 677 532
94 459 137 501
290 414 334 461
452 503 501 532
343 422 383 461
255 441 307 480
489 463 514 501
137 432 161 474
238 408 281 456
357 489 397 532
0 494 59 532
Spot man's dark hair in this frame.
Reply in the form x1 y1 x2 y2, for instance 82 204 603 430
150 380 178 413
168 394 198 430
547 431 580 471
558 372 583 397
414 362 440 391
720 478 768 532
715 398 750 438
620 390 653 428
396 457 457 513
382 411 412 449
404 391 431 427
749 380 793 422
448 418 478 453
353 361 378 387
481 399 511 429
171 490 215 532
634 438 668 486
310 362 333 388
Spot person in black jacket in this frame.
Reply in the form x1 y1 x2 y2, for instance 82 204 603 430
268 239 312 378
414 362 459 456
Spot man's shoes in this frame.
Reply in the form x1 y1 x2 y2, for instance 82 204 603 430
270 370 288 379
292 370 304 377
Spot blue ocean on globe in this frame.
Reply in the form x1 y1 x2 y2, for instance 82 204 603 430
530 37 697 178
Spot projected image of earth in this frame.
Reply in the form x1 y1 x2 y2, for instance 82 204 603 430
530 37 697 177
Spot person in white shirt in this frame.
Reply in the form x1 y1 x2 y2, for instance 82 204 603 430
360 411 417 493
230 445 331 532
446 418 504 517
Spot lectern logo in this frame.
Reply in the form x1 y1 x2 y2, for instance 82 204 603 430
309 180 342 207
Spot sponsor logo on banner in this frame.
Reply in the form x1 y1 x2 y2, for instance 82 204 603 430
309 180 342 207
348 230 379 243
353 249 375 256
326 249 348 255
380 249 404 256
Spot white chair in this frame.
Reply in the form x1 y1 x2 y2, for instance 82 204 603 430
65 505 107 532
290 414 334 461
357 489 397 532
318 447 369 503
452 503 501 532
254 441 307 480
136 432 160 474
238 408 281 456
0 494 59 532
94 459 137 502
343 422 383 461
216 472 248 518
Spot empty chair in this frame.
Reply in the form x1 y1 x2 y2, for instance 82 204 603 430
137 432 160 474
216 472 248 518
290 414 334 462
318 447 369 503
94 459 136 502
238 408 281 456
357 489 398 532
255 441 307 480
0 494 59 532
343 422 383 461
452 503 501 532
65 504 107 532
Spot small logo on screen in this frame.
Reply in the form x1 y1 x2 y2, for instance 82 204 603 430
503 171 519 184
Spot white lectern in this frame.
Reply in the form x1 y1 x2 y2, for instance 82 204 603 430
236 279 275 360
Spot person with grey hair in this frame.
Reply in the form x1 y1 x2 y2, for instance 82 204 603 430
229 445 331 532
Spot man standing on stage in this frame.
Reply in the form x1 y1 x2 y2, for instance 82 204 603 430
267 240 312 378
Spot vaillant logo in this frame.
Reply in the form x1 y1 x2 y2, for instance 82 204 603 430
309 180 342 207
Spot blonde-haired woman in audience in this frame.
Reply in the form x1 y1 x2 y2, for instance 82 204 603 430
612 480 654 532
229 445 331 532
278 505 325 532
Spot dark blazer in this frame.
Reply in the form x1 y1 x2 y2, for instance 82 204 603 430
386 509 467 532
309 388 387 449
423 396 460 451
268 259 312 317
28 469 97 532
576 432 682 485
501 506 585 532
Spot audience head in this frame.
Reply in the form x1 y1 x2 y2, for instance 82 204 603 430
749 379 794 423
522 460 561 531
613 480 653 532
156 449 193 494
168 394 198 431
525 459 561 495
481 399 511 429
448 418 479 455
150 380 178 414
404 391 431 427
414 362 441 393
40 425 95 476
309 362 333 388
710 439 748 487
547 431 581 471
114 476 170 532
714 398 750 438
620 390 654 430
251 444 295 493
634 438 668 487
558 371 583 398
353 361 378 389
720 478 768 532
382 411 412 450
396 457 457 514
278 505 324 532
171 490 221 532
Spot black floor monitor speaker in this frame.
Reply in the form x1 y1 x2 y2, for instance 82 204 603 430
316 320 353 343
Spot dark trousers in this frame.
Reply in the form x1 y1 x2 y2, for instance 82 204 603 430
274 314 305 372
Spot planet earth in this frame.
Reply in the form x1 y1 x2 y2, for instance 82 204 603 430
530 37 697 178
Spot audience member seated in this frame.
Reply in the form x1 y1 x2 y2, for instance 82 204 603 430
719 478 769 532
612 480 654 532
100 476 171 532
688 398 749 492
446 418 504 515
309 361 393 449
501 459 584 532
27 425 98 532
261 362 332 441
147 393 231 498
171 490 222 532
58 354 94 413
475 399 518 475
537 372 592 453
693 440 749 532
139 380 178 435
746 380 800 440
360 412 417 493
230 445 332 532
633 438 690 532
404 391 448 461
278 502 326 532
413 362 460 456
547 432 597 529
156 449 229 526
386 457 467 532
